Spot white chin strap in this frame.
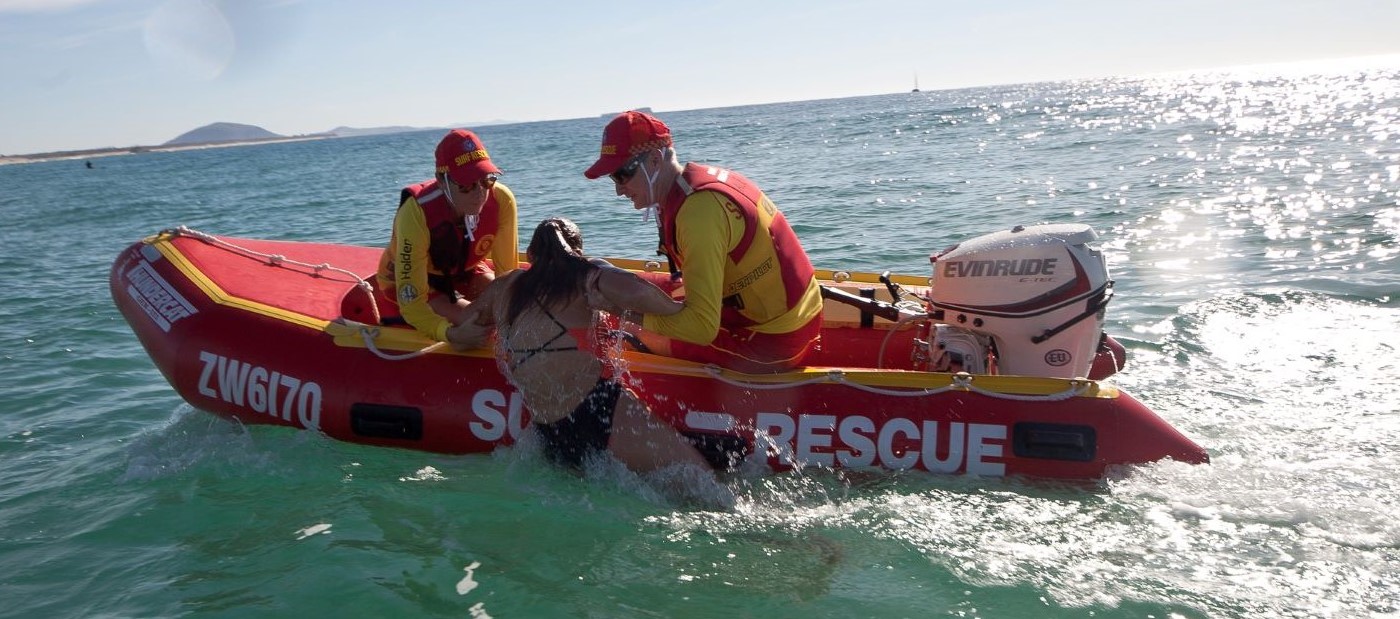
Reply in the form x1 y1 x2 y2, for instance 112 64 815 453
445 181 480 241
639 149 665 222
442 177 482 240
448 186 481 239
465 214 478 241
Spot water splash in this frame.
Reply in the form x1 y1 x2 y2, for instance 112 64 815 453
455 560 482 595
294 523 331 540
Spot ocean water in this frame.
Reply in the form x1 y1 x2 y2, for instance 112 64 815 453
3 58 1399 618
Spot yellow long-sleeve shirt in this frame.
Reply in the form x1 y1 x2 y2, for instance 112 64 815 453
642 190 822 344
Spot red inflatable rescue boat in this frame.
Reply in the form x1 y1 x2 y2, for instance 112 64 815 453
110 225 1208 479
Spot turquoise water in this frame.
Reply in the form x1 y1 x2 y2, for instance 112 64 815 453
3 60 1399 618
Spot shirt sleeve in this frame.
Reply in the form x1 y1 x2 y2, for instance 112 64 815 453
489 183 520 273
642 191 735 344
392 197 451 341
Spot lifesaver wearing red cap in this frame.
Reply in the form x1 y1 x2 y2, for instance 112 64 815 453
658 163 816 328
397 180 502 297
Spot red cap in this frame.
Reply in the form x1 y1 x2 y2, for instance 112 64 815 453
583 110 673 179
435 129 501 185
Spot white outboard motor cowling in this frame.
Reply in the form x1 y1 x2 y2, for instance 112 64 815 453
929 224 1111 379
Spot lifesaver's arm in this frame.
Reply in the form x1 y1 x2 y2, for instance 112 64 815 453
642 192 730 344
446 271 511 350
487 183 520 273
391 197 451 341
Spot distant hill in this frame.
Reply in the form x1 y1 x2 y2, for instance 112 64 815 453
328 125 432 138
165 122 283 145
2 120 523 163
163 121 521 146
327 121 515 138
599 107 652 118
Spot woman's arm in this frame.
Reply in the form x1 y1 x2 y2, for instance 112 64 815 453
592 269 684 316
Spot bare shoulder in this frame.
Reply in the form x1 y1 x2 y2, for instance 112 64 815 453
484 270 524 300
494 268 526 288
467 270 522 325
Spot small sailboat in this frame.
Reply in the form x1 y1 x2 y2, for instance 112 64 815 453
912 73 920 93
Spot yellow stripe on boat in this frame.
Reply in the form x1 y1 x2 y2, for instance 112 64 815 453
323 319 492 358
618 351 1117 398
144 234 331 332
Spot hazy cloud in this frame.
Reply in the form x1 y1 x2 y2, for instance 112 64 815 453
0 0 105 13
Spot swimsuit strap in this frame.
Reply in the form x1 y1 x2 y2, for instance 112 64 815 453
503 302 580 371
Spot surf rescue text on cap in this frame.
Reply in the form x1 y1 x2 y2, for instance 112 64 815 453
435 129 502 186
583 111 673 179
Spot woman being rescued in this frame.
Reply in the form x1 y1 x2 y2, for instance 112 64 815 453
447 217 716 476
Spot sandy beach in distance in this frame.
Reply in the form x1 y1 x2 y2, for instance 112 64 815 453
0 135 333 166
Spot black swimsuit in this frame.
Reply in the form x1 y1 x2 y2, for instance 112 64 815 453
536 378 622 468
503 305 578 372
503 303 619 468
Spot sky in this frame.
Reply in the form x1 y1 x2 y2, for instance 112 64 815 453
1 0 1398 156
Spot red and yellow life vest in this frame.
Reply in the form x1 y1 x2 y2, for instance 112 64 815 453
400 180 501 296
658 163 816 328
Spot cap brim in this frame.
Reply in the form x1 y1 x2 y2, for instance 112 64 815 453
446 160 502 185
583 154 629 180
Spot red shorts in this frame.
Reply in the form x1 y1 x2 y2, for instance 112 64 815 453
669 314 822 374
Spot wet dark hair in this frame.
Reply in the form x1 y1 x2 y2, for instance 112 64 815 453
504 217 592 327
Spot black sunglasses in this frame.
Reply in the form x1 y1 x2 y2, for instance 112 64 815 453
609 153 647 184
452 175 498 193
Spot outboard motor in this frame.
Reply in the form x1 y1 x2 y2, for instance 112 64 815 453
928 224 1111 379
